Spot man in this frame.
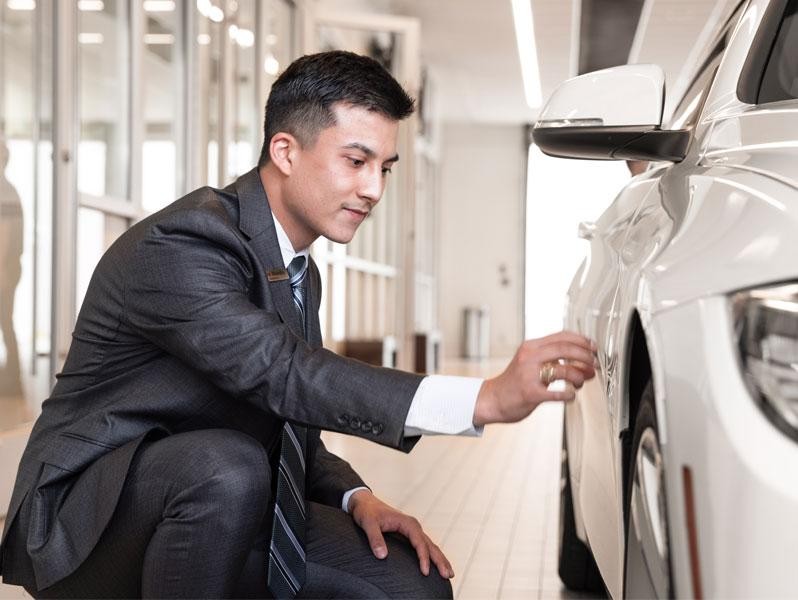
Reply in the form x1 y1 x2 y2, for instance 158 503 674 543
0 51 595 598
0 139 24 400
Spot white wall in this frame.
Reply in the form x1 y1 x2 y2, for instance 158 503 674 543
438 122 526 360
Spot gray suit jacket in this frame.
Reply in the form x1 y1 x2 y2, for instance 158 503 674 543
0 168 423 591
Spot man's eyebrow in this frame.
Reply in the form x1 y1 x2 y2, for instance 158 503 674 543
342 143 399 163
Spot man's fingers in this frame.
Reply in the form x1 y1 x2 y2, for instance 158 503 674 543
537 342 595 367
534 330 595 349
545 364 588 388
428 539 454 579
361 518 389 559
562 359 596 378
401 520 430 576
542 386 577 402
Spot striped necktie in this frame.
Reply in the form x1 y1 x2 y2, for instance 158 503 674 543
267 255 308 598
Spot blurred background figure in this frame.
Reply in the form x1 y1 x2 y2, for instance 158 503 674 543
0 138 24 401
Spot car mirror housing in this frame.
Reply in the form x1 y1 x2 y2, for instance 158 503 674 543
532 64 690 162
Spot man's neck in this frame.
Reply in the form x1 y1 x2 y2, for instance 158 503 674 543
258 164 313 252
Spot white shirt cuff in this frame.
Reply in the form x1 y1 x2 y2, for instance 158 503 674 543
404 375 484 437
342 486 370 512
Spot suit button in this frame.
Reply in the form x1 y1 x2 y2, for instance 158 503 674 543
361 420 372 433
350 417 361 429
337 414 349 426
372 423 383 435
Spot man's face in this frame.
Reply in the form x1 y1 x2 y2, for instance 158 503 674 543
282 103 400 247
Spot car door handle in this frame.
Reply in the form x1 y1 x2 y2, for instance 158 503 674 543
578 221 596 240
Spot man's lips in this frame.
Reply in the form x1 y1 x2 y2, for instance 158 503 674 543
343 207 369 219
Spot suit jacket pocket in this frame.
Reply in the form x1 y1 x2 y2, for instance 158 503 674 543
34 432 119 475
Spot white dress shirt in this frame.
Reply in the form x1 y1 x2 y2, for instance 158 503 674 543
271 214 484 511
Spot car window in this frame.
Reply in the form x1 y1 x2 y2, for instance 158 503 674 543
758 0 798 103
667 3 745 129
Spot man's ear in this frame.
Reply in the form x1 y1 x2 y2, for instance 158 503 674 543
269 132 299 176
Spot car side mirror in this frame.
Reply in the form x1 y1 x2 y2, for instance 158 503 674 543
532 64 690 163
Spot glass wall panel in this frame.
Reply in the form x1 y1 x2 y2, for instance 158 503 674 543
229 0 255 179
76 207 127 306
194 2 222 186
142 0 180 213
258 0 294 115
76 0 132 313
0 0 53 427
78 0 130 200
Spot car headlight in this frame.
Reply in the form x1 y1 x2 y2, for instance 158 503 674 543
732 283 798 442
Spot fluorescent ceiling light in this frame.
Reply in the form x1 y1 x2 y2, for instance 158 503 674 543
78 32 104 44
7 0 36 10
144 33 174 44
510 0 542 109
143 0 175 11
78 0 104 10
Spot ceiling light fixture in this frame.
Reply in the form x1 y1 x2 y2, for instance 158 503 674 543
7 0 36 10
78 32 104 44
143 0 175 12
510 0 542 109
236 29 254 47
196 0 223 22
263 54 279 76
144 33 174 44
78 0 104 10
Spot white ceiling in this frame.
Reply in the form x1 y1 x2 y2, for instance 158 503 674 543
391 0 738 125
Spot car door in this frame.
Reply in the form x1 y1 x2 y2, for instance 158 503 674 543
565 175 660 587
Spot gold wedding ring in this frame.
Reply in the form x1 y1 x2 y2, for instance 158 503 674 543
539 362 557 386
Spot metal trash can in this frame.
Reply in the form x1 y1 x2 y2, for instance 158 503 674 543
462 306 490 359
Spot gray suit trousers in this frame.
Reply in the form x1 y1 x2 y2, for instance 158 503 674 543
13 430 452 599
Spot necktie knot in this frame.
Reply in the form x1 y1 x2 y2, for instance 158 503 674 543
288 255 307 285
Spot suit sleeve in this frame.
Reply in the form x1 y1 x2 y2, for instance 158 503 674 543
306 434 367 508
122 207 423 451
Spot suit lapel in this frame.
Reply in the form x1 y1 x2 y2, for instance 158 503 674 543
235 168 305 338
306 259 323 348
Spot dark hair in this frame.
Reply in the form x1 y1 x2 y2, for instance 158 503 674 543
258 50 415 166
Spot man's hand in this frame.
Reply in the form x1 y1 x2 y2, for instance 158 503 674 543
348 489 454 579
474 330 596 426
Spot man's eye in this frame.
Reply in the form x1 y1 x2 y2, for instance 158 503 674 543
349 158 365 167
382 167 393 175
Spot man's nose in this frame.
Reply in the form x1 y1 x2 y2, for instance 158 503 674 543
359 166 384 205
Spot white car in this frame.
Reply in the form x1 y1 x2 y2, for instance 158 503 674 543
532 0 798 597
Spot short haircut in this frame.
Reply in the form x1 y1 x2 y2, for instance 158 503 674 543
258 50 415 166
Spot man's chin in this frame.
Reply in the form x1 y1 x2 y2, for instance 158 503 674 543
324 229 357 245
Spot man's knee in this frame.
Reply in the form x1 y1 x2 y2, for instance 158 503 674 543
155 429 271 511
416 570 453 599
383 533 453 599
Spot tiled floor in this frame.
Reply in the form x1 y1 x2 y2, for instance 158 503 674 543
0 358 603 599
